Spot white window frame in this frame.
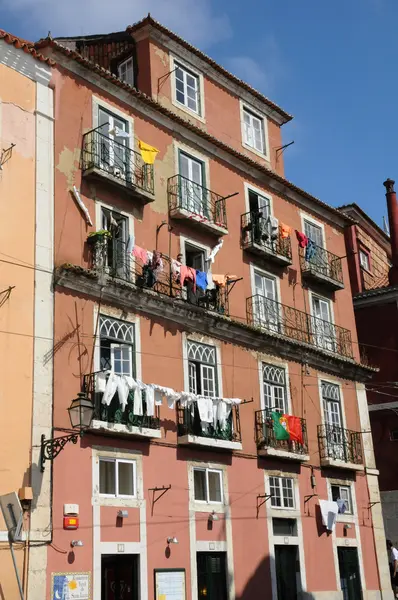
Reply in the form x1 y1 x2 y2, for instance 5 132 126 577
179 235 211 272
250 264 281 332
92 96 134 149
182 332 223 400
318 376 348 431
331 483 353 515
117 56 134 86
240 100 269 160
110 343 134 378
269 476 295 509
359 249 370 272
309 291 336 353
300 212 326 249
193 467 223 504
187 340 218 398
99 457 137 499
243 182 273 216
170 55 205 122
261 362 288 413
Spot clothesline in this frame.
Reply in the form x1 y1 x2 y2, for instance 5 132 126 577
96 371 242 428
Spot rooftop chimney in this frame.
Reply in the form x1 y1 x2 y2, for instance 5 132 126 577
383 178 398 285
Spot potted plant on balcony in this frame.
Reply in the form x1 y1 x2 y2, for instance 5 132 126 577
86 229 112 245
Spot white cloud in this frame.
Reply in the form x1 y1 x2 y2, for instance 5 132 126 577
1 0 232 47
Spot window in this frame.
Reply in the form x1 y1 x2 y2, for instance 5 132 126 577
178 151 207 217
248 188 270 220
188 341 217 397
99 315 135 377
303 219 323 248
174 62 201 114
98 107 130 177
99 458 136 497
272 518 297 536
263 364 287 413
118 56 134 86
269 476 295 509
242 107 266 154
311 295 336 352
193 468 223 503
185 242 206 272
359 250 370 272
331 484 352 514
101 208 129 278
253 271 279 332
322 382 342 428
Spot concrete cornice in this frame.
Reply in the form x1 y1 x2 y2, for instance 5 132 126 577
55 265 375 382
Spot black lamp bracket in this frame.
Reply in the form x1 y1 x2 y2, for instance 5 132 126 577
40 432 81 473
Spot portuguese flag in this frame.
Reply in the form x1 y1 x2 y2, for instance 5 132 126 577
271 412 304 445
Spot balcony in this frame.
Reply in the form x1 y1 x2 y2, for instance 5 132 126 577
255 410 309 461
318 424 363 471
299 246 344 290
81 128 155 203
82 371 161 439
246 295 353 359
168 174 228 235
241 212 292 266
177 401 242 450
89 236 230 316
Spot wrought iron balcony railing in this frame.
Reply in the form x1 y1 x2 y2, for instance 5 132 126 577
89 236 230 316
241 212 292 264
318 424 363 466
168 174 228 231
82 128 154 196
177 401 241 443
82 370 160 430
255 409 308 456
246 295 353 359
299 245 344 289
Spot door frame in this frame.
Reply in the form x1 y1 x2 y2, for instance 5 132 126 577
101 553 139 600
337 546 363 600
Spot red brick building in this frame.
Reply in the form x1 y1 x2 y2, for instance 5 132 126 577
27 15 392 600
341 182 398 545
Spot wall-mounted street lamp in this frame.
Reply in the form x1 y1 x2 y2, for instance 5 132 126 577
40 393 94 472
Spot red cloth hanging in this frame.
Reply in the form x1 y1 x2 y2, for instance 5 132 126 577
295 230 308 248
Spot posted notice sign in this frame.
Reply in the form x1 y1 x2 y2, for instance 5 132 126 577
51 572 90 600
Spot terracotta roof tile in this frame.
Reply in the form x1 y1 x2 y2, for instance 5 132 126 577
127 15 292 124
35 37 352 226
0 29 55 66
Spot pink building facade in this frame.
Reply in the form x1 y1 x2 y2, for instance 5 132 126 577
31 16 392 600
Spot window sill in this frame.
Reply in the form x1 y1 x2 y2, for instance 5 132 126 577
178 433 242 451
171 98 206 124
90 419 162 439
320 457 364 472
242 141 270 162
258 446 310 462
169 206 228 236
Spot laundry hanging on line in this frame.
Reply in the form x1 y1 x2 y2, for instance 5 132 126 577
295 230 309 248
280 223 291 239
138 140 159 164
305 239 317 261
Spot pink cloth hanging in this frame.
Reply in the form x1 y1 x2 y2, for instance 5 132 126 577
133 246 149 264
180 265 196 291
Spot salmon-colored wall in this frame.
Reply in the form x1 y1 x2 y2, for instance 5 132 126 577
0 62 36 599
46 51 381 599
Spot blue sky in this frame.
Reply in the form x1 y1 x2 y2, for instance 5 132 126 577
0 0 394 227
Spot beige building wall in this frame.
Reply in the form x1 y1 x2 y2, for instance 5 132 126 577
0 38 54 599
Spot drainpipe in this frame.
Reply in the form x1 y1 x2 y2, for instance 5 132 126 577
383 178 398 285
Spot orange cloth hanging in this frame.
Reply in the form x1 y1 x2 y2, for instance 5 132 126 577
281 223 291 239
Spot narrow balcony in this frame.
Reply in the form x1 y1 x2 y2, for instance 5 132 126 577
246 295 353 359
82 371 161 439
89 235 231 316
241 212 292 266
255 409 309 461
168 174 228 235
177 401 242 450
299 245 344 290
81 128 155 203
318 424 363 471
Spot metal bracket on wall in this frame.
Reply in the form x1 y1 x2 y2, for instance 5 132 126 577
367 501 380 509
149 485 171 516
0 286 15 308
256 494 272 518
304 494 318 505
0 144 16 170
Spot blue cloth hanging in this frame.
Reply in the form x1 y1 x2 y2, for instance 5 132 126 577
195 270 208 291
305 239 317 261
336 499 347 514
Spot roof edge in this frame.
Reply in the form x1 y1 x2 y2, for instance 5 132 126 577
0 30 55 67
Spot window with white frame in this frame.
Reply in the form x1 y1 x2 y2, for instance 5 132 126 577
118 56 134 86
98 107 130 178
101 207 130 278
263 363 287 413
311 295 336 352
188 340 217 397
193 467 223 503
322 382 342 428
331 484 352 514
99 315 135 377
269 476 295 509
242 107 266 154
174 62 201 114
359 250 370 271
253 271 280 332
99 457 136 497
303 219 324 248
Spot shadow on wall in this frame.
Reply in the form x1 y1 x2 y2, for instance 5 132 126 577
235 553 316 600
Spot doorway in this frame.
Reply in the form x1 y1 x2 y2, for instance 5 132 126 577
197 552 228 600
275 545 299 600
101 554 139 600
338 547 362 600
